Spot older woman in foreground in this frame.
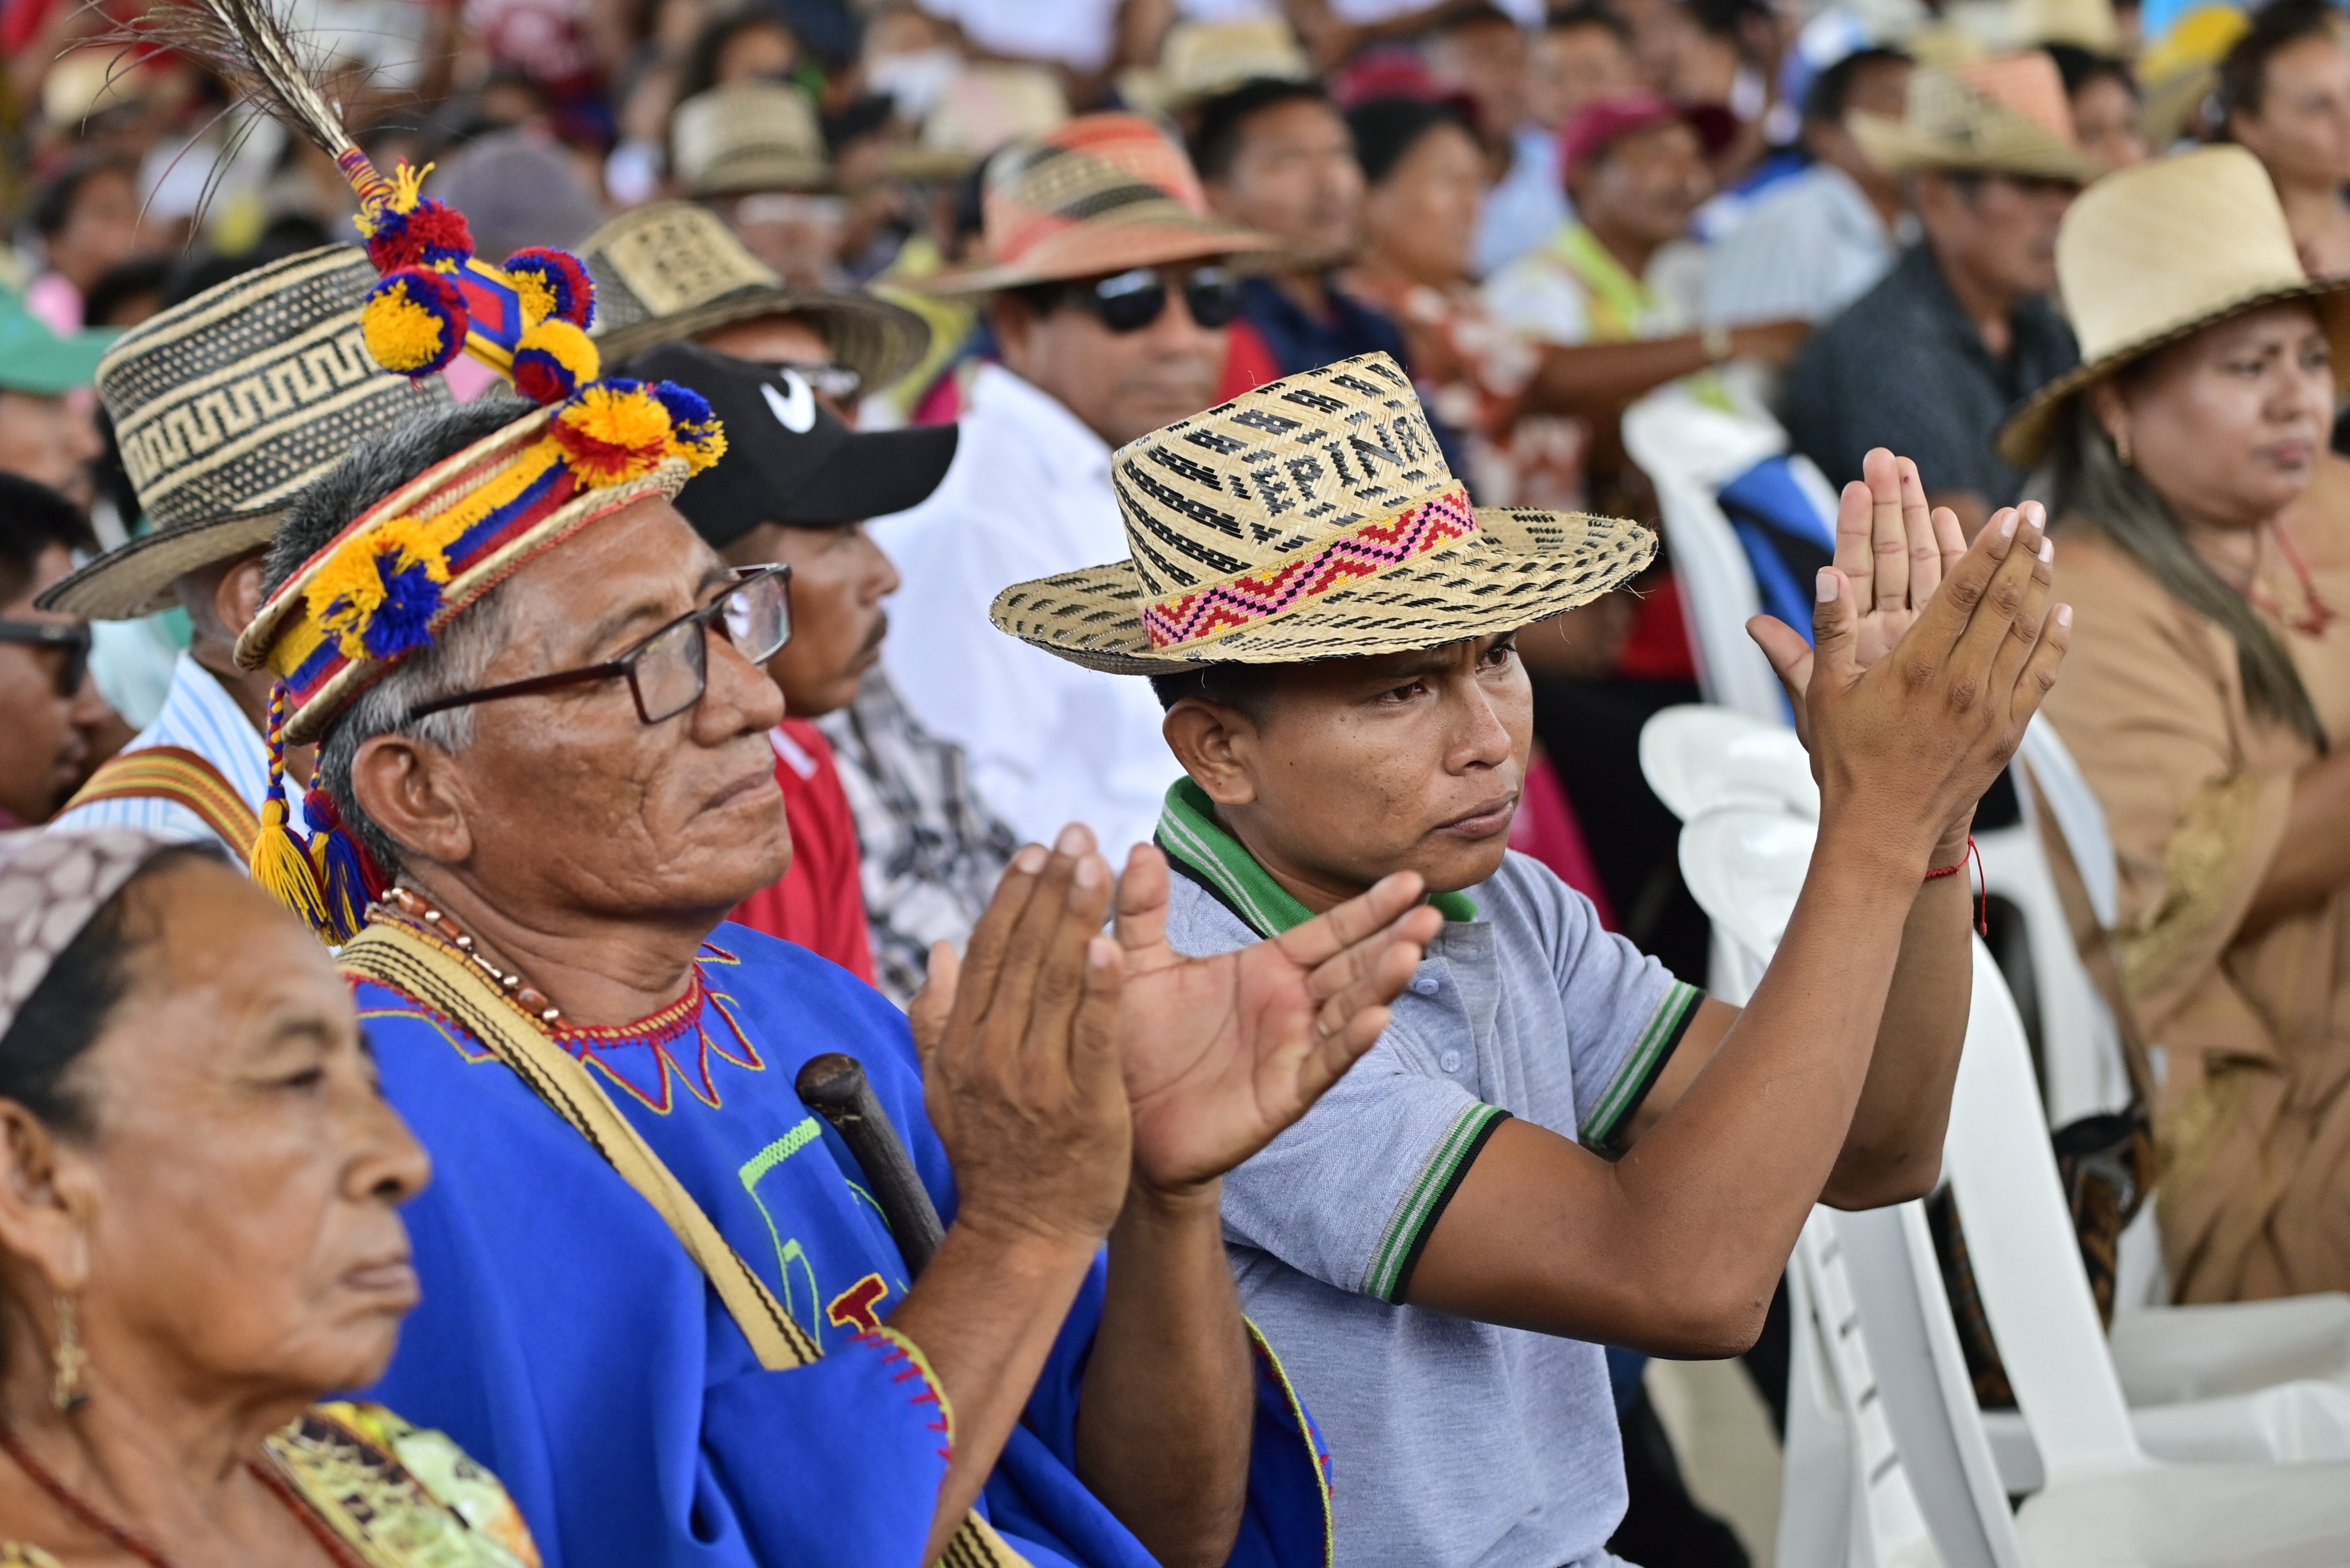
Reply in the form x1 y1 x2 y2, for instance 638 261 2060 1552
0 831 536 1566
2005 146 2350 1302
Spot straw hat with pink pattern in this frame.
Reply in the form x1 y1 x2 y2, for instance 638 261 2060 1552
990 353 1655 675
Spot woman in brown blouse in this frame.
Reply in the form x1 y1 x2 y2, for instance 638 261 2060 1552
2003 146 2350 1302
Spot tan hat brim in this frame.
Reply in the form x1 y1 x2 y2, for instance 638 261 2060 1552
990 508 1657 675
1998 277 2350 469
1850 113 2104 184
686 158 835 197
595 287 932 390
35 508 283 620
912 217 1283 295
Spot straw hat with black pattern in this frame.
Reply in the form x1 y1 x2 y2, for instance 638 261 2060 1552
913 111 1279 296
671 80 832 198
1999 145 2350 468
991 352 1655 675
37 247 452 620
1851 51 2104 183
579 202 929 388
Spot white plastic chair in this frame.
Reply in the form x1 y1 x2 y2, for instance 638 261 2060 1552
1621 382 1812 722
1638 703 1819 824
1678 811 2350 1484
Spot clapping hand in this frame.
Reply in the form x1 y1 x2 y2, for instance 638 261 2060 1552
1109 843 1443 1195
1746 447 2068 866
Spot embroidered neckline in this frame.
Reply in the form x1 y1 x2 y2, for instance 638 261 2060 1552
551 970 705 1045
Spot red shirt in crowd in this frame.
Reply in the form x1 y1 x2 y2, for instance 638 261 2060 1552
729 717 878 985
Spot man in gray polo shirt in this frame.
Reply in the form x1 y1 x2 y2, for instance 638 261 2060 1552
986 353 2069 1567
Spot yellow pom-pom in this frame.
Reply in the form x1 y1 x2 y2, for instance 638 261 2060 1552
304 516 455 659
513 317 601 395
363 285 455 375
551 384 679 487
510 266 558 329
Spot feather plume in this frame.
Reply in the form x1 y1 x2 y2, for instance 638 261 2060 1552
95 0 360 158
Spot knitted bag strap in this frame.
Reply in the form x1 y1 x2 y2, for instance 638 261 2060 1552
336 921 1028 1568
60 746 261 860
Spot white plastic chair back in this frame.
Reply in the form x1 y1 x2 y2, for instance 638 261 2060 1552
1676 806 1815 963
1781 1228 1859 1567
1639 703 1820 824
1836 1203 2032 1568
1621 384 1791 721
1793 1209 1950 1568
2016 716 2119 928
1945 936 2149 1481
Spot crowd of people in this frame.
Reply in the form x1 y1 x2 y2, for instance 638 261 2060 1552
1 0 2348 1562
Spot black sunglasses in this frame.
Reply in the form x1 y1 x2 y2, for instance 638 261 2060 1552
406 565 793 727
1060 266 1243 334
0 619 92 698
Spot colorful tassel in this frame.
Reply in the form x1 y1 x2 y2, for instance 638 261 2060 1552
511 318 602 407
249 687 336 943
302 776 382 944
651 381 728 474
355 163 476 273
362 270 470 377
503 247 596 329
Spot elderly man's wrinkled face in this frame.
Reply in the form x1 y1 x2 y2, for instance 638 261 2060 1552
388 498 790 921
993 273 1229 450
1165 633 1532 906
22 858 431 1405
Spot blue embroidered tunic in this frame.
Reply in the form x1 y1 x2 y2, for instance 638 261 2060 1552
358 923 1332 1568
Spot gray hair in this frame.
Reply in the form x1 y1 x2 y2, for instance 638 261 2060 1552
266 396 538 876
2044 394 2327 752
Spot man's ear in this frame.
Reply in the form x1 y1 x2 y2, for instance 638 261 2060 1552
0 1103 94 1297
349 733 475 870
1161 698 1260 808
215 554 271 638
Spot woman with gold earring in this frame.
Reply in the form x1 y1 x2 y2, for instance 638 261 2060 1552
0 831 541 1567
2003 144 2350 1306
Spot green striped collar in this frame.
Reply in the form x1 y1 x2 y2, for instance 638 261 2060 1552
1154 777 1478 939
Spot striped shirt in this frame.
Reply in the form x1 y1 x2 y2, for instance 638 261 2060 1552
1157 777 1700 1568
49 653 269 855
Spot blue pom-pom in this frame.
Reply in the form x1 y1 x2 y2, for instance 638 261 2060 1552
361 553 446 660
652 380 714 426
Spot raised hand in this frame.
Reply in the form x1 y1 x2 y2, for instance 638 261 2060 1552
909 826 1133 1247
1748 448 1969 741
1756 496 2069 868
1107 845 1443 1195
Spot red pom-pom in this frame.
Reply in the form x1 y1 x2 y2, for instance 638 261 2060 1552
503 247 597 328
364 198 475 274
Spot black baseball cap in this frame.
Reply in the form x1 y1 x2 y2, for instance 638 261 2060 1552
628 341 959 545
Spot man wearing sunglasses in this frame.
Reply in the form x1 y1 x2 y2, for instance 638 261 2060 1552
0 474 112 827
874 113 1282 864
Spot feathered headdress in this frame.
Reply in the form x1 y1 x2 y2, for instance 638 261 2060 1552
155 0 728 940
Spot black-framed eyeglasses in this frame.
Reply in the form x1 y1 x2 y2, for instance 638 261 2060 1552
0 619 92 698
406 565 792 727
787 361 864 403
1061 265 1243 334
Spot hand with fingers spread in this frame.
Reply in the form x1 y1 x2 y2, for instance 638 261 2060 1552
1108 845 1445 1195
906 824 1133 1248
1751 466 2071 866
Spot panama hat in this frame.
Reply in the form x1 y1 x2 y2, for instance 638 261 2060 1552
578 202 928 387
990 352 1656 675
672 81 832 197
1999 145 2350 468
37 247 450 621
1851 52 2104 182
913 112 1279 296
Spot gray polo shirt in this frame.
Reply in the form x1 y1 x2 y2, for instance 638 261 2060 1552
1157 784 1701 1568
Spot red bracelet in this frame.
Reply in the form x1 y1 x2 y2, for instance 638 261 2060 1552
1925 836 1988 935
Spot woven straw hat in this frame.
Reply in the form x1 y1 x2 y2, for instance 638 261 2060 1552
915 112 1279 295
991 353 1655 675
1999 145 2350 467
1119 17 1313 113
1851 52 2103 182
672 81 832 197
37 246 451 621
579 202 928 386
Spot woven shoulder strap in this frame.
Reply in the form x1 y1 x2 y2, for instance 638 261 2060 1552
62 746 260 859
336 921 1026 1568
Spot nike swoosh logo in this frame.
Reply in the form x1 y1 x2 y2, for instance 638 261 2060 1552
762 372 816 434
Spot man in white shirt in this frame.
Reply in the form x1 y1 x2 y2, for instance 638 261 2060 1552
42 247 448 854
1704 46 1918 327
873 112 1275 858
